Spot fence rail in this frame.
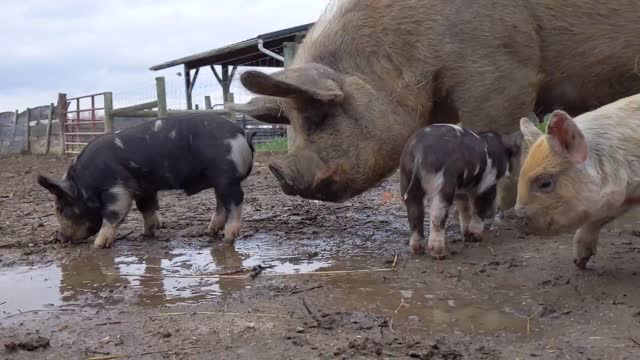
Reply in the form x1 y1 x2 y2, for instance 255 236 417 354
1 76 289 156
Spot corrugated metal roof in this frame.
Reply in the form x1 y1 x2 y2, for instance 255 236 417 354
149 23 313 71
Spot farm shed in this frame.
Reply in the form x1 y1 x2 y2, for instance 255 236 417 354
149 23 313 110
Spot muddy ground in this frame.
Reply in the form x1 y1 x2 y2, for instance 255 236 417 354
1 154 640 360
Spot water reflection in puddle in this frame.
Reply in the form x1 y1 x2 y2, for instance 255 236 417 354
0 233 531 334
0 238 333 315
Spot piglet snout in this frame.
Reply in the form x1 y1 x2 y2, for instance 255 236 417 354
502 208 531 235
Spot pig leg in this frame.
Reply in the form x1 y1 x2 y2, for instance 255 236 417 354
573 224 601 269
95 185 133 249
207 191 228 236
136 192 161 237
454 194 472 240
428 190 454 259
217 183 245 244
468 185 498 242
401 170 426 254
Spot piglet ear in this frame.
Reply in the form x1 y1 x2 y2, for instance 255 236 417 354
37 175 75 200
519 118 543 148
546 110 587 163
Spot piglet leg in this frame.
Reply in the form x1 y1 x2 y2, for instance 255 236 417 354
95 185 132 249
215 183 245 244
454 194 472 240
428 193 452 259
467 185 498 242
136 192 161 237
402 179 426 254
573 221 602 269
207 191 228 236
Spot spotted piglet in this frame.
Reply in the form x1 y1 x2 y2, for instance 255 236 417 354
37 113 255 249
400 124 522 258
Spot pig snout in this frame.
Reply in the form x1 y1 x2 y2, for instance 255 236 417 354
268 163 297 196
502 207 533 235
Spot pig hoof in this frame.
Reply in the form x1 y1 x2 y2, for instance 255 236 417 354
223 222 241 243
409 234 426 254
429 249 447 260
411 243 426 254
464 232 483 243
573 256 591 270
206 226 223 237
428 242 447 259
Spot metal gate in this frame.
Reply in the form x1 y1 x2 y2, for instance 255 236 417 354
63 93 107 154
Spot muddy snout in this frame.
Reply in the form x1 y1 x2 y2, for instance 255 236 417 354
502 208 532 235
268 163 297 196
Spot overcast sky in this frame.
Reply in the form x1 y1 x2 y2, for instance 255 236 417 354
0 0 329 111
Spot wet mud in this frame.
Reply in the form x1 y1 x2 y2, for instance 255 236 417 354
1 154 640 359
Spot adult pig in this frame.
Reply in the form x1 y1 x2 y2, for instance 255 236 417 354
505 94 640 269
37 114 255 248
232 0 640 207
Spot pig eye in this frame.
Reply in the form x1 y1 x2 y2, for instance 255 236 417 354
534 175 554 193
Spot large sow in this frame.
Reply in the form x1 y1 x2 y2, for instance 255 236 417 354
37 113 255 248
234 0 640 210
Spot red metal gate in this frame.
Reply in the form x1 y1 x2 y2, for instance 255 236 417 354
63 93 107 154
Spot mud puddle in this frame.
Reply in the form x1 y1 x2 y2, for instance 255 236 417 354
0 233 531 336
0 238 335 316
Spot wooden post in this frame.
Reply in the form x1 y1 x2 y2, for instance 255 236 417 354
25 108 31 153
212 65 237 104
44 103 54 154
204 96 212 110
283 42 299 153
11 109 18 145
103 92 114 133
224 93 237 123
55 93 67 155
156 77 168 118
184 65 193 110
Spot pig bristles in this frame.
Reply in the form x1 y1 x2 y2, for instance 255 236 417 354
635 56 640 78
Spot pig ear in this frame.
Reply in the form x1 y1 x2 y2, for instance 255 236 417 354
228 96 290 125
519 117 543 147
240 64 343 103
37 175 75 200
546 110 588 163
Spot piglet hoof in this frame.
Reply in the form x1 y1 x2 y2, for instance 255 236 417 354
223 222 241 244
411 243 426 255
573 256 591 270
463 232 483 243
409 234 426 254
428 242 447 260
429 248 447 260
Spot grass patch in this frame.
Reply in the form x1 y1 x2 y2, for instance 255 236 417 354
537 113 552 132
255 137 288 152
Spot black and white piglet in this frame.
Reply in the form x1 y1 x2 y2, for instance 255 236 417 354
399 124 522 259
37 113 256 248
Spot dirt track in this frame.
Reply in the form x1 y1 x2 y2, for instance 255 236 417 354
1 154 640 360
